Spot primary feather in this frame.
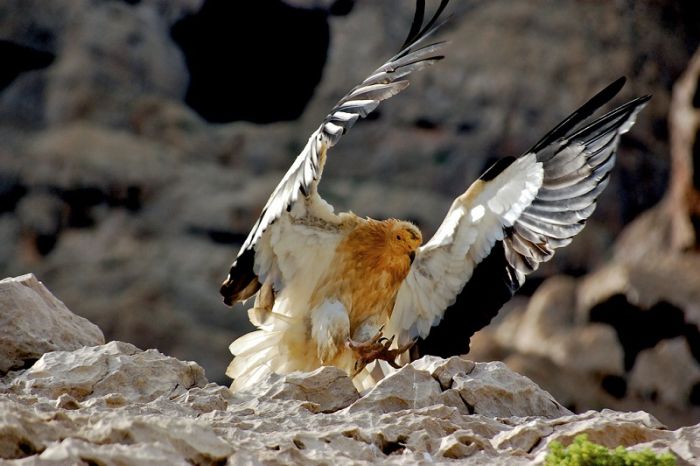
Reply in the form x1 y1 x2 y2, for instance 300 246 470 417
220 2 650 392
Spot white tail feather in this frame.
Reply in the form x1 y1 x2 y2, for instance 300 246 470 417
229 329 280 355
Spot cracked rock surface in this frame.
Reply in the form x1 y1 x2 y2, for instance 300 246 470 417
1 275 699 464
0 274 104 373
1 351 698 465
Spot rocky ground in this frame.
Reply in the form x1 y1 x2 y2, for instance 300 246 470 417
1 274 698 465
1 0 700 432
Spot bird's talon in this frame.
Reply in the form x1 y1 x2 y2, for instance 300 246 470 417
348 330 412 375
387 359 402 369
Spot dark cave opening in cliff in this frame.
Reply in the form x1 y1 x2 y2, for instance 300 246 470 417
170 0 330 124
0 175 27 215
0 40 54 93
589 293 699 372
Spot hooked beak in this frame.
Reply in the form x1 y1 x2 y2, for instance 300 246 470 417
408 250 416 264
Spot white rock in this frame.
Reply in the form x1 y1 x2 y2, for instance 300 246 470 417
452 361 571 418
0 348 696 465
537 409 667 449
263 366 360 413
411 355 476 389
0 274 104 373
0 278 696 465
438 429 497 459
346 364 443 414
38 438 189 466
9 341 207 403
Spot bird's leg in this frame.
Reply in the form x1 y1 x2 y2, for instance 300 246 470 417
346 327 416 376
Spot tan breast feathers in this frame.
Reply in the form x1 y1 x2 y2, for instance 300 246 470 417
310 219 417 330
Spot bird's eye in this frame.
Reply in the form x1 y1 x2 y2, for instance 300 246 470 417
396 234 401 240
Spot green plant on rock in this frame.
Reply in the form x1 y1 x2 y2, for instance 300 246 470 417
544 434 676 466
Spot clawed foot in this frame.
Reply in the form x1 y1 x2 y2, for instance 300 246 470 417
346 326 416 376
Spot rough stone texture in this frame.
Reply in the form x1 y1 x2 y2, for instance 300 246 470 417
0 0 202 128
452 361 571 419
253 365 361 413
502 277 625 375
0 347 696 465
7 341 207 403
0 276 697 465
577 257 700 325
0 0 695 387
0 274 104 373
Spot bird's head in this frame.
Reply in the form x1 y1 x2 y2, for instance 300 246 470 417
389 220 422 264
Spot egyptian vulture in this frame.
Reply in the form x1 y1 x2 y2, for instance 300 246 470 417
220 0 650 392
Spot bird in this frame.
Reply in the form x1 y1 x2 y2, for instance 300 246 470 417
219 0 650 392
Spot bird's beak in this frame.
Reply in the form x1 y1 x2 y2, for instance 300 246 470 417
408 250 416 264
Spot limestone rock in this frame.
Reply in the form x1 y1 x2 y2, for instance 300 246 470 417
252 366 360 413
1 346 697 465
8 341 207 403
0 280 694 465
614 43 700 258
0 274 104 373
21 123 176 190
347 363 444 414
45 2 190 126
499 277 622 375
474 241 700 428
0 0 202 128
36 438 189 466
452 361 571 419
412 355 476 389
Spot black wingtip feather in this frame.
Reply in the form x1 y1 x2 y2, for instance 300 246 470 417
527 77 628 154
401 0 426 50
220 248 261 306
479 156 516 181
400 0 451 51
416 0 451 41
568 94 651 143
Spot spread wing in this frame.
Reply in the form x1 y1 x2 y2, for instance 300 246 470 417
387 77 651 356
220 0 451 305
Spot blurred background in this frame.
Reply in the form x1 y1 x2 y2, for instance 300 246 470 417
1 0 699 427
